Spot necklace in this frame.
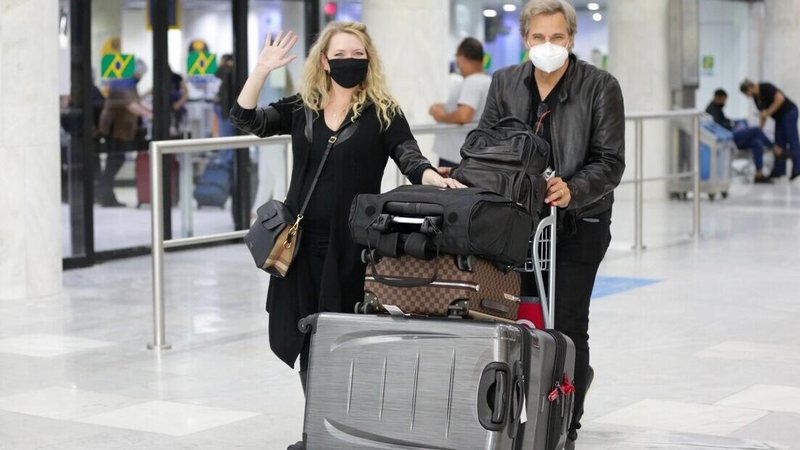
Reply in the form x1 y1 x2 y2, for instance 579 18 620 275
328 104 349 118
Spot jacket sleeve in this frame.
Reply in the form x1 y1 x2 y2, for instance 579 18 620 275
478 72 503 129
383 111 434 184
706 103 733 130
566 76 626 211
229 94 299 138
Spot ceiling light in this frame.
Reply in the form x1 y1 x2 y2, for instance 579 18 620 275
592 12 602 21
483 8 498 18
503 4 517 12
587 2 600 11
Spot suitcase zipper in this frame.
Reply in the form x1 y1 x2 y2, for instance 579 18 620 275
544 330 568 450
365 276 479 292
512 325 532 449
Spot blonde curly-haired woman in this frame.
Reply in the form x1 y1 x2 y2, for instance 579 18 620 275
231 21 462 427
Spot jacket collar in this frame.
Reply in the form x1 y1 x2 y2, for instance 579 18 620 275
524 53 578 104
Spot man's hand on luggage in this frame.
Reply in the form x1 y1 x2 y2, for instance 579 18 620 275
422 169 466 189
545 177 571 208
438 167 452 177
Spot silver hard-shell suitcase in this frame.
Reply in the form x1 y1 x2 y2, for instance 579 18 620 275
299 313 575 450
299 313 528 449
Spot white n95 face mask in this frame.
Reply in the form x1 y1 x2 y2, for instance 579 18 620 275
529 42 569 74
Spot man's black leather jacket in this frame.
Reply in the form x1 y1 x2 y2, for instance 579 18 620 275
479 55 625 218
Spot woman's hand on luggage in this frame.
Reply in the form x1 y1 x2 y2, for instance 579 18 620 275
422 168 466 189
256 31 298 75
545 177 571 208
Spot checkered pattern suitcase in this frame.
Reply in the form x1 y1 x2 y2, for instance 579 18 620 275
360 253 521 322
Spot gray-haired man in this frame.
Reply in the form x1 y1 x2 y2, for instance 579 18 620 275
479 1 626 447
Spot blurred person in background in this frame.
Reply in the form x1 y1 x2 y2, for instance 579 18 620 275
429 37 492 168
167 64 189 135
740 79 800 180
96 58 152 207
707 88 780 183
214 53 236 139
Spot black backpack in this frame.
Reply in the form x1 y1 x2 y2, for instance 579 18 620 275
349 185 534 266
451 117 550 215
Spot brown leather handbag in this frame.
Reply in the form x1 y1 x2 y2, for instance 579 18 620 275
245 120 352 277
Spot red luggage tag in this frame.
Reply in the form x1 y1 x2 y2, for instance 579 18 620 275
561 374 576 396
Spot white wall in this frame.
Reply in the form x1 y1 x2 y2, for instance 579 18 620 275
0 0 62 301
362 0 450 191
608 0 671 198
696 0 752 119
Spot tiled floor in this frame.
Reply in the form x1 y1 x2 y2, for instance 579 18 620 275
5 180 800 449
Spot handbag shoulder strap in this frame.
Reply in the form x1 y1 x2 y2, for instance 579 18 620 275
297 118 354 217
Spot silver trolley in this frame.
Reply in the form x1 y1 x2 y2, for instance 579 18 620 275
517 205 558 329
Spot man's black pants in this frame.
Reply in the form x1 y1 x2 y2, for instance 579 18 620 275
521 207 612 434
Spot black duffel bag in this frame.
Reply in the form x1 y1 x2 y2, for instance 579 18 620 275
451 117 550 215
349 185 533 266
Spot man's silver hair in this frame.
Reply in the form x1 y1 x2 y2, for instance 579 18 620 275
519 0 578 40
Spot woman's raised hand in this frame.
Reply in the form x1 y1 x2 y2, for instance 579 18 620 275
256 31 299 74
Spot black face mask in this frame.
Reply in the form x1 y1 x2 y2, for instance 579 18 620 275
327 58 369 88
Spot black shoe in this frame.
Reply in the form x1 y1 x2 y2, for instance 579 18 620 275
565 430 578 450
566 367 593 449
791 172 800 181
754 175 773 184
100 197 126 207
287 441 305 450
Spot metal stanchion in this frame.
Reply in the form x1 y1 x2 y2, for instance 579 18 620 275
633 119 646 251
692 115 701 239
179 152 193 238
148 141 171 351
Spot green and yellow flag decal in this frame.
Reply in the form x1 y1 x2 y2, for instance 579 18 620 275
101 53 135 79
187 52 217 76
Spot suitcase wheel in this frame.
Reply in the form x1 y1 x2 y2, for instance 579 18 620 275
448 299 469 318
298 316 315 334
361 248 380 265
456 255 474 272
355 293 381 314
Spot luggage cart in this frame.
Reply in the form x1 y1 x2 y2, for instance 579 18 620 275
517 205 557 329
670 120 732 201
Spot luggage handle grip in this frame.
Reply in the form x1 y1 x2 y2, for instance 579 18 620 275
477 362 510 431
491 371 507 424
368 262 439 288
391 217 425 225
